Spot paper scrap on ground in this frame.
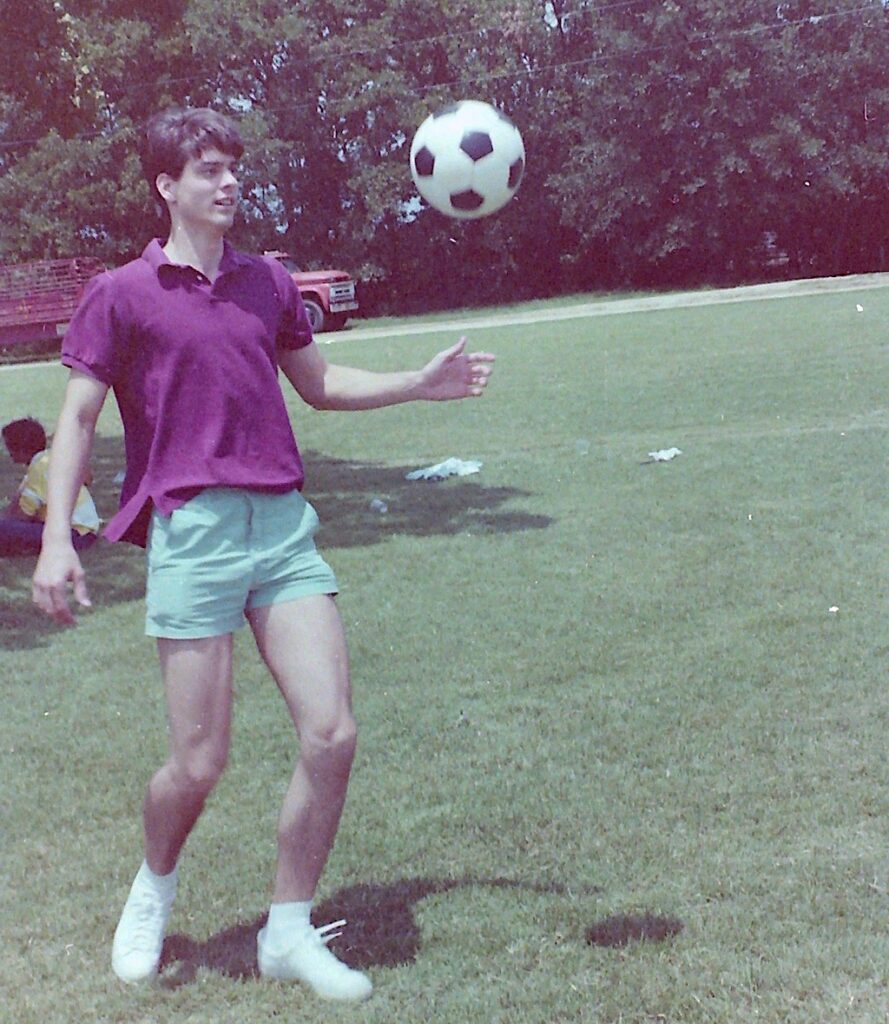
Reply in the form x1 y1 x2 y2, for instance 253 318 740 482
406 457 482 481
648 447 683 462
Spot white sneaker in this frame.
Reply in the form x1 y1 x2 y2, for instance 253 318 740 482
257 919 373 1001
111 868 177 983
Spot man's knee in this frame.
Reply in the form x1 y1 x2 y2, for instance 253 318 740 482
302 714 358 771
170 745 228 797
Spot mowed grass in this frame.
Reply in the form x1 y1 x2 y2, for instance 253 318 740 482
2 286 889 1023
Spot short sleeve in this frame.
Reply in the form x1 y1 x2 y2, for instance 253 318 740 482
18 451 48 517
61 271 122 385
265 257 313 352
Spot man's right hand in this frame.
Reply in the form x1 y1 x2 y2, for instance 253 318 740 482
32 540 92 626
30 369 107 626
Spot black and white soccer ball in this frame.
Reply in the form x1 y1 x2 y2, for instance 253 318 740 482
409 100 525 220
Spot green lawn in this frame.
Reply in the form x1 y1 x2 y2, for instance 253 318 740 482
2 286 889 1023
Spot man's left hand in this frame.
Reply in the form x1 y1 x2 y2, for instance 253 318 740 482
418 337 496 401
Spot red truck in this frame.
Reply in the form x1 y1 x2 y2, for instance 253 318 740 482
0 251 358 351
264 251 359 333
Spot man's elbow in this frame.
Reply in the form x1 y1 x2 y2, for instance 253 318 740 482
63 376 108 433
73 404 102 430
298 385 334 411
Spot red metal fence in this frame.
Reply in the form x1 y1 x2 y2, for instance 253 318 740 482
0 257 105 328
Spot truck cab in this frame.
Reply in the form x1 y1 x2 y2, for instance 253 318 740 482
264 251 358 333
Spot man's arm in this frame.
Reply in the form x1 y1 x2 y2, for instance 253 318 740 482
278 336 495 411
32 371 108 625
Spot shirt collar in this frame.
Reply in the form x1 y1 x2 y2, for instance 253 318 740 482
142 238 252 278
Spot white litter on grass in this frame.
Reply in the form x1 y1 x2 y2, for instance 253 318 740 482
829 606 839 614
648 447 683 462
406 457 482 481
856 304 864 313
369 498 388 514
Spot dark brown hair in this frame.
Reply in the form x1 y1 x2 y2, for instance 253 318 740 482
143 107 244 198
2 417 46 458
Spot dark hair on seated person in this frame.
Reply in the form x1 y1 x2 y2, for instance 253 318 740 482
2 417 47 458
143 107 244 201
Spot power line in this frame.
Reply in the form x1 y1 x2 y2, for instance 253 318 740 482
232 2 888 127
0 0 641 151
296 2 884 117
0 2 881 153
27 0 654 98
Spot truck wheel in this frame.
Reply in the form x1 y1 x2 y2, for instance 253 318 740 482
303 298 325 333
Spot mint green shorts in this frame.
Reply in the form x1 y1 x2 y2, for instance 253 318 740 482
145 488 338 639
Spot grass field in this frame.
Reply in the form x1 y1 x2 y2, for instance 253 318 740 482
2 285 889 1023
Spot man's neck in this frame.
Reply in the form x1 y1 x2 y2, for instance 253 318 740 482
163 223 226 281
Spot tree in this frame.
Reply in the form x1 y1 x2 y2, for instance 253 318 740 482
1 0 888 301
546 0 889 287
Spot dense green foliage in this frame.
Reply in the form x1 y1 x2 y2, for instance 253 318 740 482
1 0 888 311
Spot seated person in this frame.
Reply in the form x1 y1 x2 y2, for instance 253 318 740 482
1 417 100 556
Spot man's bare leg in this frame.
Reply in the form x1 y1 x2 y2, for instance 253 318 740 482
112 634 233 983
248 594 371 1001
247 595 356 902
144 635 234 873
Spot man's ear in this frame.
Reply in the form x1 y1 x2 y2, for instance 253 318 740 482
156 172 176 204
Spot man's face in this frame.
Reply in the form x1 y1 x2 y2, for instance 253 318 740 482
157 147 240 233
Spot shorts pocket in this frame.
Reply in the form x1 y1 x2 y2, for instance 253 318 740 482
300 498 321 540
147 494 235 568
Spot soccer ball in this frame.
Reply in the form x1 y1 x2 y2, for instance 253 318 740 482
409 100 525 220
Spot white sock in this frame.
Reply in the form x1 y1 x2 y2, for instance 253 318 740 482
137 860 178 897
265 900 313 947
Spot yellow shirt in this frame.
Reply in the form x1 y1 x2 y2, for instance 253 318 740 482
18 450 100 536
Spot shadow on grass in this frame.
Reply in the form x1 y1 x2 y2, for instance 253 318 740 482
585 912 684 947
1 433 142 652
159 875 601 988
302 448 553 549
2 440 551 651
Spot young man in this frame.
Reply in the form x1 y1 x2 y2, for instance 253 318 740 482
1 417 99 556
31 107 495 1001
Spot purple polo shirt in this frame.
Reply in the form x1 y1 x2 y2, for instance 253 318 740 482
62 239 313 547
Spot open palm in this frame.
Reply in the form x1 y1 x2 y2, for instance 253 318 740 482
419 337 496 400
